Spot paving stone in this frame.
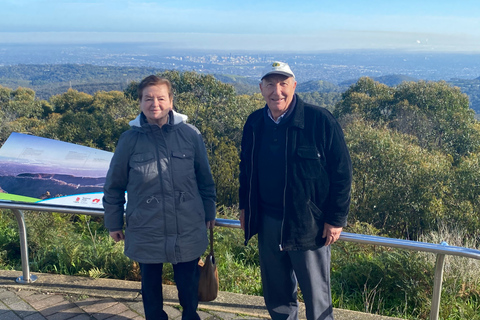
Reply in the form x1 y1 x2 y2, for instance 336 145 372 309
68 314 93 320
45 306 85 320
123 301 144 316
0 290 23 306
91 302 128 320
107 309 143 319
210 310 242 320
0 302 9 315
198 309 216 320
14 290 37 299
0 310 22 319
164 305 181 319
9 299 37 318
76 298 117 314
22 292 52 304
24 312 47 320
29 295 66 311
40 300 77 317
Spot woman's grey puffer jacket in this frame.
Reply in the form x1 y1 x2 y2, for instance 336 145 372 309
103 111 216 264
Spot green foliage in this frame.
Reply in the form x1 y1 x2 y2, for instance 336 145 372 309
157 71 263 205
296 91 341 111
336 78 480 161
449 78 480 115
344 118 452 238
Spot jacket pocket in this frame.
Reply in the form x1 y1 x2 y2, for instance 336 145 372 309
296 146 323 179
130 152 157 181
131 152 154 164
171 150 194 173
307 199 324 221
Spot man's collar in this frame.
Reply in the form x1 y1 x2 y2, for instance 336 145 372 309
266 95 297 124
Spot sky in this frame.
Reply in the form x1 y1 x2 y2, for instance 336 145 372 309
2 0 480 53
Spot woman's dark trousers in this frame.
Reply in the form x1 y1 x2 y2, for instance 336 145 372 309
139 259 201 320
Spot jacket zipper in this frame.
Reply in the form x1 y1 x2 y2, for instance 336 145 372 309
246 130 255 243
279 127 289 251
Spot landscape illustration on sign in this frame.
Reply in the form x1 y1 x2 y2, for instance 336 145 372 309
0 132 114 208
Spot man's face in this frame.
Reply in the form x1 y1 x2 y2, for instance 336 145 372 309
140 84 173 126
260 74 297 119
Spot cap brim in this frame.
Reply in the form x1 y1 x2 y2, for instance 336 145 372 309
261 71 295 80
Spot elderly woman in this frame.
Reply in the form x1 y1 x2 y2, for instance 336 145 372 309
103 75 216 320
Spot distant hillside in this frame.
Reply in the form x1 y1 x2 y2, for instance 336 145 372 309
340 74 419 87
213 74 259 95
296 80 343 93
0 64 163 100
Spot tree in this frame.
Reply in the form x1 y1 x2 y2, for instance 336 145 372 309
335 78 480 162
345 118 452 239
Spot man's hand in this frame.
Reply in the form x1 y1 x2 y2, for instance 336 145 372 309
239 209 245 230
109 230 125 242
206 220 215 229
322 223 342 246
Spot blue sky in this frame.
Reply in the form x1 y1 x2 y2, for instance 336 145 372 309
2 0 480 52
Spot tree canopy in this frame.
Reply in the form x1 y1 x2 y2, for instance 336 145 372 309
2 74 480 240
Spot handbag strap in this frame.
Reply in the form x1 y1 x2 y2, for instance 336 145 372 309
209 228 214 255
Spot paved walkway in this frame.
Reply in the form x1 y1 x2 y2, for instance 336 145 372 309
0 270 401 320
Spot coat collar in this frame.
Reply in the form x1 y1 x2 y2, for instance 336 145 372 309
129 110 188 128
252 94 305 130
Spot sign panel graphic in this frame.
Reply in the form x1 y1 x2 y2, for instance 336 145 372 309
0 132 114 209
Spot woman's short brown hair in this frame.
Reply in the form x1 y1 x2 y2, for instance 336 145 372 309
137 75 173 101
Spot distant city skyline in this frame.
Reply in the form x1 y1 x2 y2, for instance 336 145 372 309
2 0 480 52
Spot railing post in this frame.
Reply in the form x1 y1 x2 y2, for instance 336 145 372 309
430 242 447 320
11 209 37 284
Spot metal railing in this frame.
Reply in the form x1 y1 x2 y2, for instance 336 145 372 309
1 200 480 320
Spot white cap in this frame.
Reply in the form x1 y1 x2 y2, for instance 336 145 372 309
260 61 295 80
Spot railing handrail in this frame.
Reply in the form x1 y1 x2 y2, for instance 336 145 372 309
2 201 479 260
2 200 480 320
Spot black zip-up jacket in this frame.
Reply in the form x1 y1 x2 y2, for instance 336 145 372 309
239 95 352 251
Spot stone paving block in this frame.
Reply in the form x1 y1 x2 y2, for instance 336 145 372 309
13 289 37 299
68 314 92 320
210 310 242 320
22 292 52 304
0 310 22 319
164 305 181 319
8 299 37 318
0 302 9 315
123 301 144 316
24 312 47 320
91 302 128 320
198 309 215 320
75 298 117 314
28 295 66 311
0 290 23 306
45 306 85 320
108 309 143 320
40 300 77 317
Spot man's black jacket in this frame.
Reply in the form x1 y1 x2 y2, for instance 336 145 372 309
239 95 352 251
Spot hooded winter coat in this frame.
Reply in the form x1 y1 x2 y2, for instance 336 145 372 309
103 110 216 264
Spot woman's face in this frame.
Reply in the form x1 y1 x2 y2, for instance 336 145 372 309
140 84 173 127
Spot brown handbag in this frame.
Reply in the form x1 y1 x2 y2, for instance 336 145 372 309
198 228 219 302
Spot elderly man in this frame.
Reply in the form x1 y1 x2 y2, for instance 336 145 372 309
239 61 352 320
